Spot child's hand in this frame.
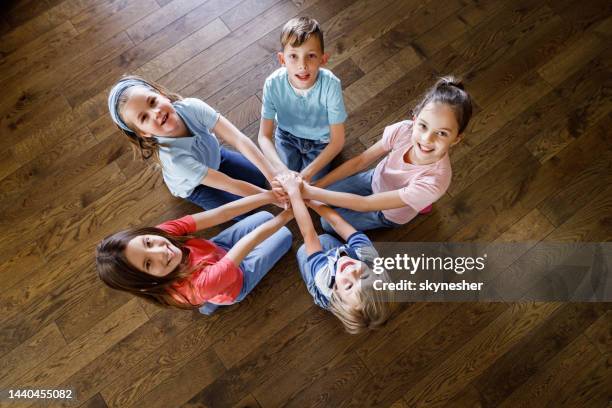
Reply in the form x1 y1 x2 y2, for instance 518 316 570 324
276 171 302 195
300 171 313 184
270 179 289 208
305 199 325 211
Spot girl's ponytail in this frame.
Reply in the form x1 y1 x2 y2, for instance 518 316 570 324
413 75 473 134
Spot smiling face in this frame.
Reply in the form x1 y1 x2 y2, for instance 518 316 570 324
410 102 462 165
278 35 328 90
125 234 182 277
333 256 370 309
120 86 186 138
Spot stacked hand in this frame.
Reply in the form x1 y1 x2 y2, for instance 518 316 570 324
270 171 309 208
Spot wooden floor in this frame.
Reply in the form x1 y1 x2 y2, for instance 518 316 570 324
1 0 611 407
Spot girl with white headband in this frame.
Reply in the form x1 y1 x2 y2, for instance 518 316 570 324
108 75 285 215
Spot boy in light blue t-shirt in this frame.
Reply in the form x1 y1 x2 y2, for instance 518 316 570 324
258 17 347 183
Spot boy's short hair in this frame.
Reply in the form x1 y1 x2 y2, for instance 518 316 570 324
280 17 324 52
329 265 394 334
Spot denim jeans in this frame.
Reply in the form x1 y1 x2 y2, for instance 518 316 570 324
187 147 268 220
199 211 292 315
320 169 400 233
275 127 330 181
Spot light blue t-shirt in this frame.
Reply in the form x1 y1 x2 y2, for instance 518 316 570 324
261 67 347 142
155 98 221 198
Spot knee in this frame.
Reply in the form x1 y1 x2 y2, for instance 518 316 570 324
297 242 307 259
278 227 293 252
320 216 333 233
254 211 274 221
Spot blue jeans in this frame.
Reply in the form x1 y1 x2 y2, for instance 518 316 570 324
275 127 330 181
320 169 400 233
199 211 292 315
187 147 268 220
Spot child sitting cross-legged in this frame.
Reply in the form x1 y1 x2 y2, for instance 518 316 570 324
277 173 393 334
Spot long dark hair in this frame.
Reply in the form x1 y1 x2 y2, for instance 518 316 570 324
412 75 473 134
95 227 201 310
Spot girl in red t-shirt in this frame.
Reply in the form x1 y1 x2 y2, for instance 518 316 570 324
96 191 292 314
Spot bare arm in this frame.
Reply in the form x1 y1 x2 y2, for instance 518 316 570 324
190 191 277 231
213 115 277 182
300 123 345 183
306 200 356 241
224 209 294 265
302 183 406 212
201 168 266 198
314 139 388 188
279 175 322 255
257 118 289 174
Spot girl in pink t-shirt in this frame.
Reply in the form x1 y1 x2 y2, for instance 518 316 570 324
301 76 473 232
96 191 292 315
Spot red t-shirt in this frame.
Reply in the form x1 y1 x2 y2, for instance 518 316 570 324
156 215 243 305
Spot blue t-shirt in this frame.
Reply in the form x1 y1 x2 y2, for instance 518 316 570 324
155 98 221 198
302 232 379 309
261 67 347 142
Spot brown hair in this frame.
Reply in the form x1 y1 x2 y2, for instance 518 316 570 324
115 75 183 163
413 75 473 134
95 227 202 310
329 265 394 334
280 17 324 52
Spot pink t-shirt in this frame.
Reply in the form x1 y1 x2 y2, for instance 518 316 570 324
156 215 243 306
372 120 452 224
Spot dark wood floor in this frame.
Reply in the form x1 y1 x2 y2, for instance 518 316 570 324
1 0 611 407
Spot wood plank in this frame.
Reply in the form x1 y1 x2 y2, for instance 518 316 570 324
0 30 134 132
334 303 508 407
545 183 612 242
0 126 98 209
0 12 56 57
494 208 556 243
194 307 347 407
57 309 198 407
63 0 243 108
498 334 602 408
0 322 67 387
232 394 261 408
212 277 314 368
55 287 133 343
3 0 53 28
224 95 263 132
527 52 611 163
0 243 46 293
161 0 302 92
78 393 108 408
220 0 284 31
130 348 225 408
349 0 466 73
281 354 373 408
402 303 561 408
343 46 422 112
126 0 211 44
553 355 611 408
355 303 459 374
583 310 612 356
16 299 147 390
70 0 153 34
464 303 606 407
133 18 231 82
0 160 128 262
